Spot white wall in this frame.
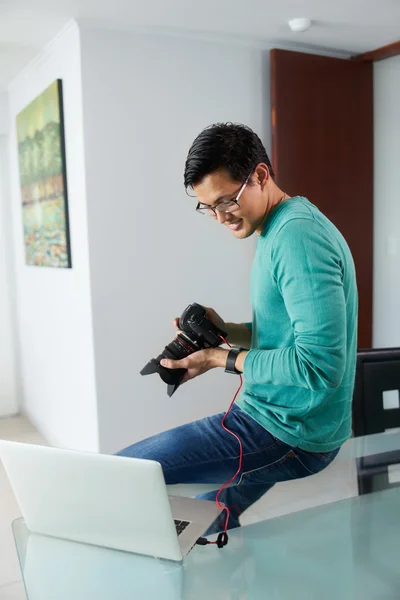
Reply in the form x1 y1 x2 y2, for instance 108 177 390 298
373 55 400 347
0 93 8 134
0 133 19 417
79 27 268 453
7 23 99 450
0 90 18 417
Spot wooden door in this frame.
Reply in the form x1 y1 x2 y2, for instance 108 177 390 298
271 49 373 348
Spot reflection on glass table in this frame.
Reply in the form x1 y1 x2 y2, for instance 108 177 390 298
12 431 400 600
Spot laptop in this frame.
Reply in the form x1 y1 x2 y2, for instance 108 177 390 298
0 440 221 561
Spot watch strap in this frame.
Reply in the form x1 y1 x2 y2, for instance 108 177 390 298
225 347 242 375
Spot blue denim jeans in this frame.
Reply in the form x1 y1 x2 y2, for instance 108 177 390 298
116 404 339 533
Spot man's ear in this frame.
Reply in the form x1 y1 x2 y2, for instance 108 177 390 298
254 164 270 190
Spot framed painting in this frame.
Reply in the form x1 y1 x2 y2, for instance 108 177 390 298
16 79 72 268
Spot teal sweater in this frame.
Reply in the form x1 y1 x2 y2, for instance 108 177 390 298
237 197 358 452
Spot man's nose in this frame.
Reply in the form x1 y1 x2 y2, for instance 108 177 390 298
216 210 228 224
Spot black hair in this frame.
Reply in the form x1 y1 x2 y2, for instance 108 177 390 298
184 122 275 190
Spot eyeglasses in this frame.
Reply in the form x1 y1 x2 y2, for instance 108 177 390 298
195 174 251 217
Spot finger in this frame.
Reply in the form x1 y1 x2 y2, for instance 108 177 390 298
173 318 180 327
160 358 187 370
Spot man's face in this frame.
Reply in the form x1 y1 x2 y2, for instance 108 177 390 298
193 168 268 239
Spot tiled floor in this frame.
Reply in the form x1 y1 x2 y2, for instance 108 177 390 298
0 415 47 600
0 414 358 598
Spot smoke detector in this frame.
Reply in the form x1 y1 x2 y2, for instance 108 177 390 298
288 18 312 32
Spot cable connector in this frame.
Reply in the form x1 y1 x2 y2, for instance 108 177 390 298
195 537 209 546
195 532 229 548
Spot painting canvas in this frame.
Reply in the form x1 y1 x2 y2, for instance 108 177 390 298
16 80 72 268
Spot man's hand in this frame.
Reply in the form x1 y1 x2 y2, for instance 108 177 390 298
173 308 252 349
173 306 227 340
161 348 228 384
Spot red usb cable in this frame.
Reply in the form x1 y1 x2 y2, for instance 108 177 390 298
207 336 243 548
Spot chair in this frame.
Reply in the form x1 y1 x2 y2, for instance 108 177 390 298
352 347 400 494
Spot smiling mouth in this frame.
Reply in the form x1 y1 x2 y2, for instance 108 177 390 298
226 219 243 231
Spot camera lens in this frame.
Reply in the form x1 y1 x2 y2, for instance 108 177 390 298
163 333 200 361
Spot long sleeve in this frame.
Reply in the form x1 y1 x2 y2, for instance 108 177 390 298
244 218 347 391
242 322 253 335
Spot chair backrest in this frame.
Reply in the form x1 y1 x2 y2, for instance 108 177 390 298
353 347 400 437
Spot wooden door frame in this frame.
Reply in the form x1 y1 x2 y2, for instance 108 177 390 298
353 40 400 62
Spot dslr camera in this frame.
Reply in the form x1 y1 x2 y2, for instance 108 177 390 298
141 303 227 397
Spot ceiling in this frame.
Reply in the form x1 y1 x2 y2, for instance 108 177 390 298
0 0 399 89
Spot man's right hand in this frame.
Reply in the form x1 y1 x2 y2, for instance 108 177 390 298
172 306 252 349
173 306 227 337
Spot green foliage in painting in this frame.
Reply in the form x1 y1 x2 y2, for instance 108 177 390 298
16 80 71 268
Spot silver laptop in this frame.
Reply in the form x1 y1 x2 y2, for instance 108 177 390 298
0 440 221 561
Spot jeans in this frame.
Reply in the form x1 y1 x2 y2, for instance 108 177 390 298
116 404 339 533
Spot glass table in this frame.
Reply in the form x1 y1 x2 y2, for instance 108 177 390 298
12 431 400 600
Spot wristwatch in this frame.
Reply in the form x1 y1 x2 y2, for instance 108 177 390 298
225 347 243 375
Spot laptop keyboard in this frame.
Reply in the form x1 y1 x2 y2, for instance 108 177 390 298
174 519 190 536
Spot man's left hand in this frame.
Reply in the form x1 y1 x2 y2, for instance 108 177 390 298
160 348 228 384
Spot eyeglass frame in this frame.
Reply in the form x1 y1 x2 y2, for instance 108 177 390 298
195 173 252 217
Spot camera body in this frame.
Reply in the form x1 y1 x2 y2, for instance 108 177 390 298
140 303 227 396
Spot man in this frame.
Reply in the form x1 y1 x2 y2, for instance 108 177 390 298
118 123 358 532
